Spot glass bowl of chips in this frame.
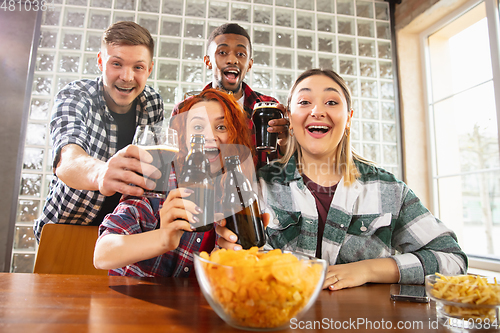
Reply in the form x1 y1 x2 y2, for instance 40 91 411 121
193 248 327 331
425 274 500 329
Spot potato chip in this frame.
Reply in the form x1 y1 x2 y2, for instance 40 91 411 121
429 274 500 321
198 247 324 328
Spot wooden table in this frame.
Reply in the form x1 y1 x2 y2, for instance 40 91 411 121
0 273 453 332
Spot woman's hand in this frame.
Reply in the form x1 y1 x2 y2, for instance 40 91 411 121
215 213 271 250
215 218 241 250
158 188 199 251
323 258 400 291
323 262 371 291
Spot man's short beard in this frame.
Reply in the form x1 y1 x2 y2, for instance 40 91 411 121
216 80 241 94
103 89 134 111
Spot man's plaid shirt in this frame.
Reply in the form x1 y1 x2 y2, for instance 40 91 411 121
258 156 468 284
34 77 163 241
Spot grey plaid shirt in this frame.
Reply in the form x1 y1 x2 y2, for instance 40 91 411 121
34 77 163 241
258 156 467 284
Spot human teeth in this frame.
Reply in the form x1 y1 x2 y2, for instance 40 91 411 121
308 126 329 130
204 147 219 152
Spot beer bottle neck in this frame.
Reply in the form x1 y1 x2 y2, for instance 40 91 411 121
184 143 211 176
189 142 204 153
232 164 243 175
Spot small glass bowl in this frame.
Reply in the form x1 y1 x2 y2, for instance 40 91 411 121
193 250 327 331
425 274 500 329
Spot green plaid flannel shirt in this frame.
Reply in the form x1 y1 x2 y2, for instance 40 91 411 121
258 156 467 284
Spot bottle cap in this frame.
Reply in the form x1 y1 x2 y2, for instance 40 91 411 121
224 155 241 166
225 155 241 164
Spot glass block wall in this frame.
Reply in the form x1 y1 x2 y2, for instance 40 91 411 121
12 0 397 272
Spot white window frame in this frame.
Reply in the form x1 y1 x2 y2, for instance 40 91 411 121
420 0 500 272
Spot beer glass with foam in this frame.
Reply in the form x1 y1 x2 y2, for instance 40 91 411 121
132 124 179 198
251 102 283 152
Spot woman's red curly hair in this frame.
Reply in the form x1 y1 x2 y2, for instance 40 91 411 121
170 89 255 170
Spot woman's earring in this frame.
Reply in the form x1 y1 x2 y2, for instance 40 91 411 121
344 127 350 137
289 127 294 137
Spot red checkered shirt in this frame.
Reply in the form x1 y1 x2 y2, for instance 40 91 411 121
98 171 214 277
98 193 215 277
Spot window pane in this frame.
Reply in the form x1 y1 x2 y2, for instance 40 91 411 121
428 1 500 258
433 82 499 176
428 3 492 102
437 171 500 256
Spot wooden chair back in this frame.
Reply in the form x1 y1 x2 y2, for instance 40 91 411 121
33 224 108 275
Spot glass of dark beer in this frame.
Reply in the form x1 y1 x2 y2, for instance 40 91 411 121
251 102 283 152
133 124 179 198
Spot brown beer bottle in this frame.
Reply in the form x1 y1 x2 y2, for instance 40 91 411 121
179 134 215 232
222 155 265 249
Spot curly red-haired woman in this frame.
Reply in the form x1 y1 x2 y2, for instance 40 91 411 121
94 89 254 277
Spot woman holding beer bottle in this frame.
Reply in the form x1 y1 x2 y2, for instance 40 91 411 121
93 89 255 277
216 69 467 290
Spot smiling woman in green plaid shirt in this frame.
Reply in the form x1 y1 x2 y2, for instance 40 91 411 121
217 69 467 291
